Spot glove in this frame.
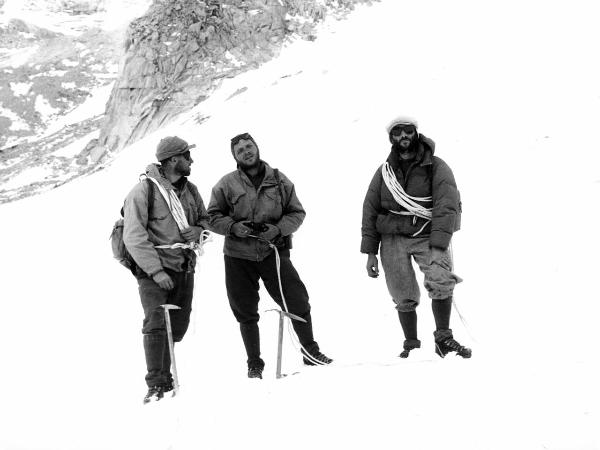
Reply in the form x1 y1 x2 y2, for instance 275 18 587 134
259 224 280 242
231 222 253 238
181 226 201 242
429 247 452 270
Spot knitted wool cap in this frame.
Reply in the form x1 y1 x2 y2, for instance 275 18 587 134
156 136 196 161
386 115 419 135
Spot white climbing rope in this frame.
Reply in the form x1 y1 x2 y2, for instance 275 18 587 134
251 235 328 366
147 176 211 257
381 162 432 237
448 241 477 343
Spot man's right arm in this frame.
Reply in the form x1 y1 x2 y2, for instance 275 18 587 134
361 168 383 255
207 179 236 236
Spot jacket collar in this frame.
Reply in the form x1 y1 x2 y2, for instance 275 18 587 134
237 160 278 188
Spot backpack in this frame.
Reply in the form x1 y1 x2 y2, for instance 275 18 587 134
110 178 155 274
273 169 293 250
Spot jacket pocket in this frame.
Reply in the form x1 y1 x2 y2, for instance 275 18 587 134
376 213 397 234
259 188 282 221
230 190 246 206
149 214 169 221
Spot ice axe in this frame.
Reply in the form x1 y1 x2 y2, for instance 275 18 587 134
267 309 306 379
161 304 181 395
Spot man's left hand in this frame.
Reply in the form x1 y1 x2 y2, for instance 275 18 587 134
259 224 280 242
181 226 201 242
430 247 452 270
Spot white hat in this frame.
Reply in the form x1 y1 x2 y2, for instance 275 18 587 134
386 115 419 134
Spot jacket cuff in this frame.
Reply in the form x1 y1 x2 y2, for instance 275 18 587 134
360 238 380 255
146 266 164 278
225 220 236 236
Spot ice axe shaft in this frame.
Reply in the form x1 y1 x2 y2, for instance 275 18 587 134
267 309 306 379
161 304 181 395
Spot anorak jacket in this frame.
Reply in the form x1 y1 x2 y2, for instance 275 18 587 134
361 135 460 254
123 164 209 276
207 161 305 261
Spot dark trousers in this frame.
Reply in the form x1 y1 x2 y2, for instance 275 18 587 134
137 269 194 387
225 252 318 368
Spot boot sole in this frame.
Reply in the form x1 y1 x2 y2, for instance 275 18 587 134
435 344 472 358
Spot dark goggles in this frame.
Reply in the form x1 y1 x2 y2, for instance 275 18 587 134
231 132 255 148
390 124 417 136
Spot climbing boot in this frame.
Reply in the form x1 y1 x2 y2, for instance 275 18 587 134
143 385 164 404
399 338 421 358
434 329 472 358
247 366 263 379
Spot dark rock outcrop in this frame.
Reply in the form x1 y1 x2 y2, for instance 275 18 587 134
92 0 374 162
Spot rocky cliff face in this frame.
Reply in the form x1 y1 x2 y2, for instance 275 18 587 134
0 0 373 203
92 0 374 162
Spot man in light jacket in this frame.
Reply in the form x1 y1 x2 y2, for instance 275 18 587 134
207 132 332 379
123 136 209 403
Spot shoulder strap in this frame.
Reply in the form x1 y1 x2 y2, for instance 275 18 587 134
120 177 155 218
273 169 290 211
145 178 154 214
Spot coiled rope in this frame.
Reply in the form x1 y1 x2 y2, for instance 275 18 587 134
147 176 212 257
381 162 432 237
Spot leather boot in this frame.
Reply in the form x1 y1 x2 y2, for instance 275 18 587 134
434 328 472 358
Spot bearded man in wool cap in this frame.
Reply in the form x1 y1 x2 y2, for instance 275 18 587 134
207 132 332 379
123 136 209 403
361 117 472 359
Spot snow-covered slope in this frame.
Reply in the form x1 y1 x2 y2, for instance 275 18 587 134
1 2 599 450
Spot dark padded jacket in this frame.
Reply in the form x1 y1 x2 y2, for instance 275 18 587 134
361 135 460 254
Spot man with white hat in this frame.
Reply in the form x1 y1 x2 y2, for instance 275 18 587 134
361 117 471 359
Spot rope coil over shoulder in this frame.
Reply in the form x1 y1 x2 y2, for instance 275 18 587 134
381 162 432 237
147 176 212 256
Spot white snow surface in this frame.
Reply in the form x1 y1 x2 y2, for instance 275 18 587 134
1 1 600 450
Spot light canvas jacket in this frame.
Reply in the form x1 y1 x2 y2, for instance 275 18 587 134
207 161 305 261
123 164 209 275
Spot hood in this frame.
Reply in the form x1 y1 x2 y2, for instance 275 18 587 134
387 134 436 169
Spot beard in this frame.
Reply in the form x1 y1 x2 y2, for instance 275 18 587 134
236 151 261 170
174 160 191 176
392 135 418 157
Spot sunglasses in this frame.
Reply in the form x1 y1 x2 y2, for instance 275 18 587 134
390 124 417 136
